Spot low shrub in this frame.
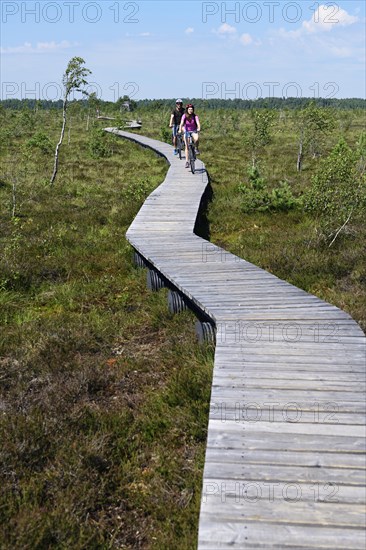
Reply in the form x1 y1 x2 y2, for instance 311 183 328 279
121 177 154 205
88 128 113 158
26 131 53 154
238 166 298 213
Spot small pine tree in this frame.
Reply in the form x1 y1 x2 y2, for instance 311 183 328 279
26 131 53 154
88 128 113 159
238 166 298 213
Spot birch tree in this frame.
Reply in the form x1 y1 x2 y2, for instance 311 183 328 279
305 138 366 245
248 109 275 168
50 57 91 185
295 102 335 172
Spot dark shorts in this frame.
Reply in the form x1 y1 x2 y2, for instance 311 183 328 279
172 125 179 137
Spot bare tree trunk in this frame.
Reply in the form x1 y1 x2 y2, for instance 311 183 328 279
297 139 303 172
86 113 90 131
252 152 256 169
328 211 353 247
12 179 16 218
50 98 67 186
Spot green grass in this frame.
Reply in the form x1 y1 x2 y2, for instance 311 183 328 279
0 108 214 549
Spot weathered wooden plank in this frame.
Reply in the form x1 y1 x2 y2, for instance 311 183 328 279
214 351 364 366
209 408 365 426
200 497 366 527
207 418 365 437
209 390 366 408
214 341 366 353
198 521 366 549
203 461 366 485
212 369 365 380
210 377 366 391
211 311 353 321
205 448 366 469
206 429 365 452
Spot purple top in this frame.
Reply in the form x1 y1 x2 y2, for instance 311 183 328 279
181 113 199 132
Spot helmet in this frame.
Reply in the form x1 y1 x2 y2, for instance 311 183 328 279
186 103 194 109
175 98 183 104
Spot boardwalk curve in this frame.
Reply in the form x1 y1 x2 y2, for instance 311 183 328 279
106 129 366 549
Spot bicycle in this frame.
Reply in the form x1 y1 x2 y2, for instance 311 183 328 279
176 131 184 160
186 131 197 174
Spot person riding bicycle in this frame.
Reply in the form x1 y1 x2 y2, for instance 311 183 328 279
169 99 185 155
179 104 201 168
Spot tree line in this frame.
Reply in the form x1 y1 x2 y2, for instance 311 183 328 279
1 97 365 111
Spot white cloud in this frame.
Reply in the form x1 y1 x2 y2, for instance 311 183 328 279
329 45 353 58
274 4 360 61
213 24 260 46
239 33 253 46
0 41 32 54
185 27 194 34
216 23 236 34
1 40 77 54
139 32 151 37
303 4 358 33
281 5 358 38
37 40 75 50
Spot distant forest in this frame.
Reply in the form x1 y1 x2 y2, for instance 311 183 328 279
1 97 365 111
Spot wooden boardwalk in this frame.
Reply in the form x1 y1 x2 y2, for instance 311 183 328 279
106 129 366 549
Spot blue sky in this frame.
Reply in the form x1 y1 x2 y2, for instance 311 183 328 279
1 1 365 100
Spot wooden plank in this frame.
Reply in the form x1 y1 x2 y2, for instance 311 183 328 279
203 462 366 485
206 429 366 453
207 418 365 437
210 378 366 391
205 448 366 470
212 369 365 380
209 408 365 426
213 354 365 366
198 521 366 548
209 390 366 407
200 497 366 527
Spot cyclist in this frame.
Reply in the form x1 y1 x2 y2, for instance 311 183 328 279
169 99 185 155
179 104 201 168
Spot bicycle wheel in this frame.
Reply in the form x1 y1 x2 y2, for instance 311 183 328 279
177 135 183 159
189 145 195 174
